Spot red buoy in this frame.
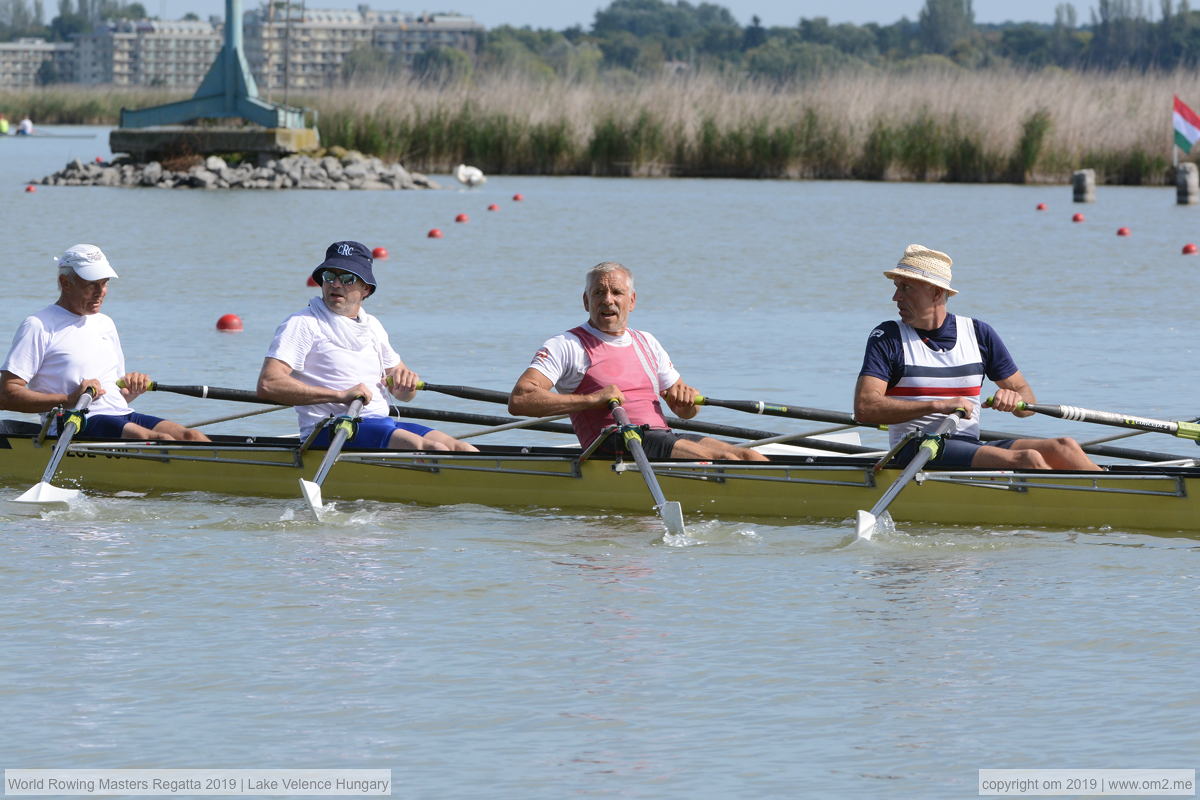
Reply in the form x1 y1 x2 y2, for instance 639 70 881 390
455 213 469 223
306 275 318 287
512 193 524 201
427 228 443 238
1183 243 1198 255
24 184 35 193
215 313 243 332
372 246 389 260
487 203 499 211
95 156 104 164
1036 202 1047 211
1072 212 1085 222
1116 226 1131 236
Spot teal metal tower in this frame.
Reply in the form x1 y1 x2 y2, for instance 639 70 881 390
118 0 308 129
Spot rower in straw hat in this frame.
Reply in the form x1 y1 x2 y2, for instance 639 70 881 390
852 243 1100 471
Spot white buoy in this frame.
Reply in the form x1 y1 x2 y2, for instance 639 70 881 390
453 164 486 188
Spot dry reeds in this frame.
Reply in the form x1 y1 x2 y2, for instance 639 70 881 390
6 67 1194 183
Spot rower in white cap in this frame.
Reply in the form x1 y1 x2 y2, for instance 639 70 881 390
0 244 209 441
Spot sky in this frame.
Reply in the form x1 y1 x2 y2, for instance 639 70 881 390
158 0 1065 28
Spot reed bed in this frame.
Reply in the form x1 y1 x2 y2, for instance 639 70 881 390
6 68 1194 183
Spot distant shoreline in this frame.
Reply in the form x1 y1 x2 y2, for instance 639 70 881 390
4 69 1192 185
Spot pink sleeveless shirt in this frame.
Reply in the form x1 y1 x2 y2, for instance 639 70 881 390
567 325 670 448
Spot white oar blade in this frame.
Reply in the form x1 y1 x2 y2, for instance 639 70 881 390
658 501 686 537
13 482 79 506
855 510 877 541
298 478 327 520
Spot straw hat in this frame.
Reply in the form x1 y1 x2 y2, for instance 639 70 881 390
883 244 957 296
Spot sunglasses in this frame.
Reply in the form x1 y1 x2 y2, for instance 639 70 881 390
320 270 360 286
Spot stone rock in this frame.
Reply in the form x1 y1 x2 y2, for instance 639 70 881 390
142 162 163 186
190 168 219 189
36 151 434 191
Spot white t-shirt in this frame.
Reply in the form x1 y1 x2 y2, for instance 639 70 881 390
265 306 402 436
1 304 133 419
528 322 680 394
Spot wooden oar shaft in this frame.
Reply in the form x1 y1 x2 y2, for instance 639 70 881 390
1017 401 1200 441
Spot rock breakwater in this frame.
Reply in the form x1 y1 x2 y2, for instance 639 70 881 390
35 151 440 190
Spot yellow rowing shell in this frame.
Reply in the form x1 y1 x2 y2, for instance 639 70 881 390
1 424 1197 533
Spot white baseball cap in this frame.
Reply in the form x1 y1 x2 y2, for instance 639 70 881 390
56 243 118 281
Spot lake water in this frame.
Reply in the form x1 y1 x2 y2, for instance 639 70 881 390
0 128 1197 799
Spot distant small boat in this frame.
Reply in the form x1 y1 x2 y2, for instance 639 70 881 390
453 163 486 188
1 129 98 140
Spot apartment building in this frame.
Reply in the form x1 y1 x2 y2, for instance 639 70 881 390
244 7 483 90
73 19 222 87
0 6 480 90
0 37 73 87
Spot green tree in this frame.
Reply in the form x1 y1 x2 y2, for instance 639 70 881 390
918 0 974 54
36 57 62 83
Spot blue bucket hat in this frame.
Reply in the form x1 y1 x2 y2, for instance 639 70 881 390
313 240 377 295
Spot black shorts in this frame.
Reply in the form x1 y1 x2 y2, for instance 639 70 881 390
895 433 1015 467
593 429 705 460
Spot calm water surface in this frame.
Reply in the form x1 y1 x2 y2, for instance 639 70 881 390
0 129 1196 798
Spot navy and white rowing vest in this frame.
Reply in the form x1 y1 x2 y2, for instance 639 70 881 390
885 315 983 445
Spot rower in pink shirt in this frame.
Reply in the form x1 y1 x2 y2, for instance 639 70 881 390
509 261 766 461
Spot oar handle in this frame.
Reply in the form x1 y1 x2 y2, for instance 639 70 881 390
73 385 98 407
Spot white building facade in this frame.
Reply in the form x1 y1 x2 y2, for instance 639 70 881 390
0 38 73 87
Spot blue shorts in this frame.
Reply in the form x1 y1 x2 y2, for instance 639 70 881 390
310 416 434 449
66 411 166 438
896 433 1015 468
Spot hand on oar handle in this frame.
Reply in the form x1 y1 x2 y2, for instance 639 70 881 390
384 370 419 400
116 372 154 401
983 391 1033 416
340 382 374 405
69 380 103 407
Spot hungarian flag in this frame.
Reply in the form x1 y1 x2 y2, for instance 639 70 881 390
1174 95 1200 153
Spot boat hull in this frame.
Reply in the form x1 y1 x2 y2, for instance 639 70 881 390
1 425 1196 533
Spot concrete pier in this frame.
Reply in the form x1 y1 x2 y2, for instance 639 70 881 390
1072 168 1095 203
1176 163 1198 205
109 126 319 162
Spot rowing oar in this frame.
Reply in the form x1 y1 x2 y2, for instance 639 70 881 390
299 398 363 520
694 394 885 429
855 409 967 541
14 388 96 505
119 379 264 404
993 398 1200 443
415 382 879 454
609 400 686 538
417 381 509 404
